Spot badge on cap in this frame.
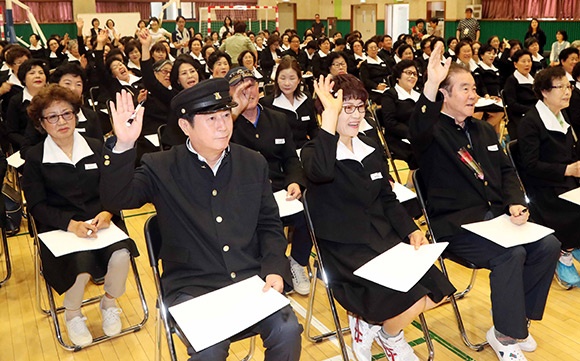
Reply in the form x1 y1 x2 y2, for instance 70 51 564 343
214 92 222 100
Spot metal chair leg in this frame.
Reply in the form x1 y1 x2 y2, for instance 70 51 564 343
0 228 11 286
418 313 435 361
438 258 487 351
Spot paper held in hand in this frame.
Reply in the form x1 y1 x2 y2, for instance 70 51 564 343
168 275 290 352
461 214 554 248
39 221 130 257
558 187 580 206
353 242 448 293
392 182 417 203
273 190 304 218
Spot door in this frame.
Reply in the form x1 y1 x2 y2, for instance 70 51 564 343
352 4 377 39
385 3 409 37
277 3 296 33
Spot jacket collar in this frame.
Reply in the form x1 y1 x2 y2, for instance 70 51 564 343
336 135 375 163
42 130 94 165
395 84 420 102
535 100 568 134
513 70 534 85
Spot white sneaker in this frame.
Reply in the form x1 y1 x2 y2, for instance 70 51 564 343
518 333 537 352
348 314 381 361
101 307 123 336
66 316 93 347
375 329 419 361
289 257 310 295
486 327 527 361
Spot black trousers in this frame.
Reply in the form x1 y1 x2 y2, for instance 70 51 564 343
442 231 560 339
282 211 312 266
186 305 303 361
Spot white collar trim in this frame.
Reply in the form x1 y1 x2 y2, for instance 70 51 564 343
477 61 498 72
395 83 420 102
514 70 534 84
8 71 22 87
118 74 141 86
42 130 94 165
535 100 569 134
366 56 384 65
22 87 33 102
532 53 544 61
336 135 375 163
272 93 307 113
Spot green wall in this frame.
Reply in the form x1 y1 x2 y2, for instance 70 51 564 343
12 19 579 46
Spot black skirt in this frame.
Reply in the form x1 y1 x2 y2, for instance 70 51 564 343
528 183 580 250
39 237 139 294
318 237 455 323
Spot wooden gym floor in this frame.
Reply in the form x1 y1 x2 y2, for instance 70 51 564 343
1 161 580 361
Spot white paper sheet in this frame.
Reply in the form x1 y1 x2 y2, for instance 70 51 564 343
144 134 160 147
273 190 304 217
168 275 290 352
461 214 554 248
392 182 417 203
39 221 130 257
475 97 503 108
7 151 24 168
558 187 580 206
354 242 448 292
371 88 387 94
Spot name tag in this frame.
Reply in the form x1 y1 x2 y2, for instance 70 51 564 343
275 138 285 145
487 144 499 151
370 172 383 180
301 115 310 121
77 127 86 132
85 163 98 170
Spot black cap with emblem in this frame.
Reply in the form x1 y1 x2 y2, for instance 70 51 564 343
225 66 258 86
170 78 237 117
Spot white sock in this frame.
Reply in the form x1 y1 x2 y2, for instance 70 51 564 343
65 308 82 321
100 295 116 310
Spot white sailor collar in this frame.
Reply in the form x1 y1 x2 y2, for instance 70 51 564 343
252 68 264 79
477 61 498 72
127 61 141 70
42 130 94 165
535 100 568 134
77 108 87 123
366 56 384 65
118 74 141 87
448 49 456 56
336 135 375 163
66 52 79 62
273 93 307 113
567 72 574 81
532 53 544 62
393 54 402 64
457 58 478 72
317 49 328 58
8 71 22 87
22 87 33 102
422 52 429 60
354 53 366 61
514 70 534 85
395 84 420 102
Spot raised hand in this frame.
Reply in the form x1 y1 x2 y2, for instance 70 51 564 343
313 75 342 135
96 29 108 50
109 90 144 152
424 41 452 101
76 17 84 34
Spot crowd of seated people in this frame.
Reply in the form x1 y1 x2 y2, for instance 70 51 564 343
2 11 580 361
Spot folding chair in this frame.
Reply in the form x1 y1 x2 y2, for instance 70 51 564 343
89 86 100 112
143 215 255 361
366 100 402 183
30 215 149 351
498 90 511 146
0 214 11 286
157 124 170 152
413 169 488 351
302 190 435 361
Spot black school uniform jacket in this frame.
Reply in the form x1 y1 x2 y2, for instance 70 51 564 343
100 142 291 305
409 93 524 238
231 106 305 192
359 57 391 93
260 93 319 149
504 73 537 128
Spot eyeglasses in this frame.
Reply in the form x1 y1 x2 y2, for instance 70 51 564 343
156 69 171 76
402 70 418 77
42 110 75 124
551 84 574 92
332 62 347 68
342 104 366 114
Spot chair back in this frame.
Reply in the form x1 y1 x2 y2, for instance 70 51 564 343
157 124 168 152
412 169 438 243
89 86 100 112
302 190 330 284
144 215 162 268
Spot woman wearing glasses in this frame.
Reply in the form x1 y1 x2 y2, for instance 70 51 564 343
22 84 137 347
325 52 349 78
380 60 420 187
260 56 318 149
301 74 454 361
518 66 580 289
